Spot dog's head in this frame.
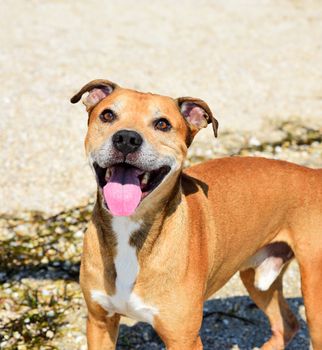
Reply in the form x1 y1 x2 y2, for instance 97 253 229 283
71 79 218 217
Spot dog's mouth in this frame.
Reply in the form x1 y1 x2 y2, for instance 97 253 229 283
93 162 171 216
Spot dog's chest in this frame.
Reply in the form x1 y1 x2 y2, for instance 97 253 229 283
91 217 158 324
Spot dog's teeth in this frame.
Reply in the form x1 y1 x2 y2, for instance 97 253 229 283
105 168 112 180
141 172 150 186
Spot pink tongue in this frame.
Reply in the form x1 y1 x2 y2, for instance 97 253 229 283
103 166 142 216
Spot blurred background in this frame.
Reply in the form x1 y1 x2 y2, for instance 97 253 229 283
0 0 321 349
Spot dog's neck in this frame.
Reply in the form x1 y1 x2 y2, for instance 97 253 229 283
93 175 182 256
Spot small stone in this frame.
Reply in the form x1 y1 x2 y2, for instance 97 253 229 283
41 289 51 296
74 230 83 238
47 310 55 317
55 227 64 234
41 257 49 264
17 345 27 350
13 331 21 339
47 248 57 256
143 331 150 341
75 335 84 343
249 137 261 146
46 330 54 338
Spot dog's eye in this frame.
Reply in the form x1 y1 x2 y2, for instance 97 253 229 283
99 109 116 123
154 118 172 132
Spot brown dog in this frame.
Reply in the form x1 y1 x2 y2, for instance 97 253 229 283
71 79 322 350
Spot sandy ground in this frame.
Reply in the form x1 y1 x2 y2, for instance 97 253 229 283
0 0 321 214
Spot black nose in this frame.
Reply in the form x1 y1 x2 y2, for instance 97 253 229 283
112 130 143 155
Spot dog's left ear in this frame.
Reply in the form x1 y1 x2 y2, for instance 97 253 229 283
177 97 218 138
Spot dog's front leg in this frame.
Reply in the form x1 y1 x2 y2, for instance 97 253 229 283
157 330 203 350
87 311 120 350
154 304 204 350
163 336 203 350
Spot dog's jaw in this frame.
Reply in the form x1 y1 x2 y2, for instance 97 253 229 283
89 141 178 217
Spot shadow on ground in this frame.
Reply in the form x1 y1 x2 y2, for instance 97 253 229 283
0 261 80 283
117 297 310 350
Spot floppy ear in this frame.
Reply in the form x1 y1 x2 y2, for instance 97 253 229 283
177 97 219 139
70 79 119 112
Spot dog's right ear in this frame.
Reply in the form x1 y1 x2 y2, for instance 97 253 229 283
70 79 118 112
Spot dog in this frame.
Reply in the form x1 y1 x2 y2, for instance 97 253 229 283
71 79 322 350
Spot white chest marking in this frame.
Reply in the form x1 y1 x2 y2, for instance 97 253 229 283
91 217 158 324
